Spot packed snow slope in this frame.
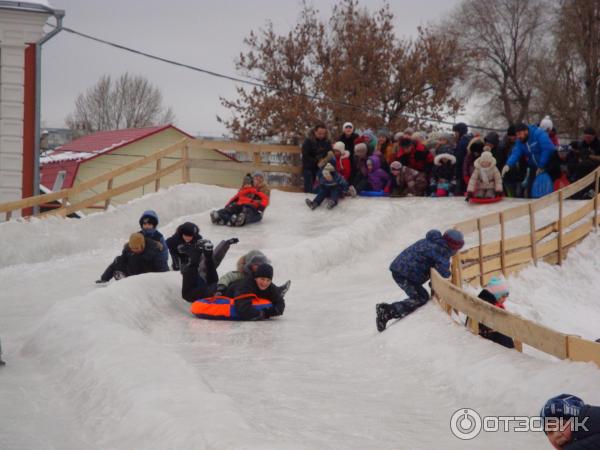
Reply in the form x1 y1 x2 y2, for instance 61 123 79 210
1 183 599 450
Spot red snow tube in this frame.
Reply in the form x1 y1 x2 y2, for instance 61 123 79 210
469 196 503 204
190 294 272 320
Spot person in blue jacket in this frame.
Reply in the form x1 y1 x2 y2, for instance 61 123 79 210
501 123 557 194
139 210 169 266
305 163 353 210
376 229 464 332
541 394 600 449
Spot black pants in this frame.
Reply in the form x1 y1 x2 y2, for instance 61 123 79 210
181 240 232 302
242 205 263 225
388 272 430 318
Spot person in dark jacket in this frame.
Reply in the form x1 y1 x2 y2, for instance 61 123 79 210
225 263 285 320
376 229 464 331
541 394 600 449
166 222 202 271
305 163 350 210
453 123 472 195
338 121 359 178
302 122 332 193
502 125 529 197
473 276 514 349
484 131 506 170
139 210 169 264
96 232 168 283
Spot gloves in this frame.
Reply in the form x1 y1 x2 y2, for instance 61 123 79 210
114 271 126 280
226 238 239 245
536 168 545 176
501 165 510 177
95 279 109 285
202 240 214 254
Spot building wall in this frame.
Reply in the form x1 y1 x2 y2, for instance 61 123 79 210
0 9 48 209
71 130 243 212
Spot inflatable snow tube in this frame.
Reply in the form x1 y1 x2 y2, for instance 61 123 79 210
190 294 272 320
358 190 389 197
469 196 503 204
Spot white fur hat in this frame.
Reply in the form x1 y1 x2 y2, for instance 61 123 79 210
333 141 346 152
478 150 496 166
540 115 553 131
343 122 353 130
434 153 457 166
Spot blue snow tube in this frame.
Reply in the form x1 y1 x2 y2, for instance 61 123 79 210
359 190 389 197
531 172 554 199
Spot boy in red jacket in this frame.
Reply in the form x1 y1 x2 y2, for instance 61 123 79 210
210 173 269 226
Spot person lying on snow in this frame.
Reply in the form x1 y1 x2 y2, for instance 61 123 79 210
386 161 428 197
376 229 464 332
96 232 168 284
225 263 285 320
430 152 457 197
305 163 355 210
541 394 600 450
466 151 503 200
472 275 514 349
216 250 291 297
177 236 239 302
210 172 270 227
138 209 169 264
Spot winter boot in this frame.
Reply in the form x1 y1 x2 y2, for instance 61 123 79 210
178 243 203 266
326 200 337 209
233 212 246 227
376 303 393 332
210 210 221 225
305 199 318 210
278 280 292 297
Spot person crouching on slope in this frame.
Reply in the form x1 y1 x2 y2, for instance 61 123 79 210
225 263 285 320
376 229 464 332
96 232 168 284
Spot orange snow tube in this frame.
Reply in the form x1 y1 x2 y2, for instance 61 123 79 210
190 294 272 320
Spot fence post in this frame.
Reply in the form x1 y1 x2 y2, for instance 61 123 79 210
513 340 523 352
155 158 162 192
477 218 484 286
6 210 12 221
595 170 599 231
104 179 113 210
558 191 564 265
529 203 538 266
253 151 261 166
500 212 506 276
182 144 190 183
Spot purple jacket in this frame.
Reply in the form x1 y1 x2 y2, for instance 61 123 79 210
367 155 391 191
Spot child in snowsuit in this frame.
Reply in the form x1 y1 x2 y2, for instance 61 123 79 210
139 210 169 264
210 173 269 226
473 275 514 349
365 155 391 192
430 153 457 197
96 232 168 283
466 151 503 200
541 394 600 449
225 263 285 320
462 136 485 188
306 163 350 210
333 141 352 182
376 229 464 332
386 161 428 197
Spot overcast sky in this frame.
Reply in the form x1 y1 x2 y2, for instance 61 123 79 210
41 0 464 137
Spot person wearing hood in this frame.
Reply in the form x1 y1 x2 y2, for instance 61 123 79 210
225 263 285 320
302 122 333 193
462 136 485 186
541 394 600 449
466 151 503 199
452 122 472 194
539 115 560 146
333 141 352 181
96 232 168 284
430 152 457 197
139 210 168 264
366 154 391 192
376 229 464 331
386 161 428 197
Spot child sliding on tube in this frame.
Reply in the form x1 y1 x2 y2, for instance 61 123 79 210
376 229 464 332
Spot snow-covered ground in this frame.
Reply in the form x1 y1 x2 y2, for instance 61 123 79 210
1 184 599 449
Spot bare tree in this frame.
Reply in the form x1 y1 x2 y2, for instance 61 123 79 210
446 0 547 125
66 73 175 135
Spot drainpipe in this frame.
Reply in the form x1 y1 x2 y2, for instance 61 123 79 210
33 8 65 212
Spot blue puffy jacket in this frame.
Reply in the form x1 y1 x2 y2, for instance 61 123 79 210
506 125 556 170
139 210 169 263
389 230 454 284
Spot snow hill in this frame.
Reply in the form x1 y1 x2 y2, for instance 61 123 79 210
1 184 599 449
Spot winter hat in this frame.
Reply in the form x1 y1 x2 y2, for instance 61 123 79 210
539 115 553 131
343 122 353 130
254 263 273 280
333 141 346 152
541 394 584 421
478 150 496 166
443 229 464 251
439 132 455 143
583 126 597 136
434 153 456 166
484 131 500 147
129 232 146 252
354 143 368 157
452 122 468 137
506 124 517 136
393 131 403 142
390 161 402 170
412 131 426 142
179 222 199 237
515 123 528 133
377 128 390 138
139 210 159 227
242 250 270 273
252 170 265 180
403 127 415 136
242 173 253 186
485 275 509 300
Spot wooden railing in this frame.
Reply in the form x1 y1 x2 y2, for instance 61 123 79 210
0 138 301 221
432 167 600 367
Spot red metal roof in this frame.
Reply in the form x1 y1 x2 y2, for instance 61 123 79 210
40 124 192 191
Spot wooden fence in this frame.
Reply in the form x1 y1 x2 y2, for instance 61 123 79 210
432 167 600 367
0 138 301 220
